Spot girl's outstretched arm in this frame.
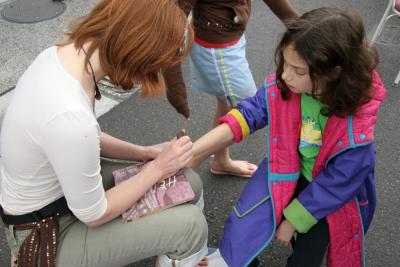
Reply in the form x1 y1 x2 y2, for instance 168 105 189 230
189 85 270 167
189 123 234 167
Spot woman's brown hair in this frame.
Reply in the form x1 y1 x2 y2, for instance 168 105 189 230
275 7 378 117
64 0 193 96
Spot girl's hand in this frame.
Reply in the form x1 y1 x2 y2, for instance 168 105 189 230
275 220 296 246
150 136 193 180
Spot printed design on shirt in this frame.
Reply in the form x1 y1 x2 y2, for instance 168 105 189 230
299 116 322 148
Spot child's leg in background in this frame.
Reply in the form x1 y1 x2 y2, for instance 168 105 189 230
189 36 257 177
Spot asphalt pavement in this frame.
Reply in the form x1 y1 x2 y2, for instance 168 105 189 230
0 0 399 266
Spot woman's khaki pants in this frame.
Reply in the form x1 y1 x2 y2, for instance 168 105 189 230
5 159 208 267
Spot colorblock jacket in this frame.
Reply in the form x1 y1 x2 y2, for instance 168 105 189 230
218 71 386 267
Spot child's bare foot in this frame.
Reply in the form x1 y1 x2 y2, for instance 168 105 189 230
210 159 257 178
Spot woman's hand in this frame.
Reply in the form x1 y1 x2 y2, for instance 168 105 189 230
275 220 296 246
150 136 193 180
144 142 169 160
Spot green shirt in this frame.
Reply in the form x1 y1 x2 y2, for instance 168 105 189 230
299 94 328 181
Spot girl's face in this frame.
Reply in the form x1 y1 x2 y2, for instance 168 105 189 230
282 44 313 94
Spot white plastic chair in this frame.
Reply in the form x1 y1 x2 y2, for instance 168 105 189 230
371 0 400 86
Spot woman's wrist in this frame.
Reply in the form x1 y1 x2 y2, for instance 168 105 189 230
127 144 151 162
141 142 167 161
144 160 165 182
143 146 157 161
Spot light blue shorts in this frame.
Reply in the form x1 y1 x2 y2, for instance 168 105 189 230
189 36 257 107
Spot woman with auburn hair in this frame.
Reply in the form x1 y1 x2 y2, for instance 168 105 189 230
0 0 208 267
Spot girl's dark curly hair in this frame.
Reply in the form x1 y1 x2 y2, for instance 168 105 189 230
275 7 378 117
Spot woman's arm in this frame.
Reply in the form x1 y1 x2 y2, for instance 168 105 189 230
88 136 193 227
42 111 191 227
100 132 166 161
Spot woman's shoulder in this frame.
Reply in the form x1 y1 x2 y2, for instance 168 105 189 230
27 46 58 69
17 46 71 91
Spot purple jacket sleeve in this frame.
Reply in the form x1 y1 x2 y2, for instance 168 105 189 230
235 86 269 134
284 143 376 232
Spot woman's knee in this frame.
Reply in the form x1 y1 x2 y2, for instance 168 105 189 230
184 205 207 235
174 205 208 253
158 210 208 267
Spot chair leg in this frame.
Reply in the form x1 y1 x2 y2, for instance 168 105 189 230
394 70 400 87
371 0 393 43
